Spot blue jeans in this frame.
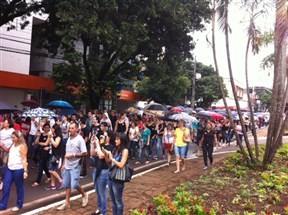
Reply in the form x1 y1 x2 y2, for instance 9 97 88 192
156 136 165 158
108 179 125 215
138 145 149 162
0 167 24 210
129 141 138 158
62 164 81 190
149 138 157 156
93 168 109 215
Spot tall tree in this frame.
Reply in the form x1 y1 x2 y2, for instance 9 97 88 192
217 0 256 164
38 0 211 109
263 0 288 165
212 0 250 163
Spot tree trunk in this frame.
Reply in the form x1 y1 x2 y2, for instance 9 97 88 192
263 0 288 166
245 30 259 160
222 1 256 164
212 0 250 164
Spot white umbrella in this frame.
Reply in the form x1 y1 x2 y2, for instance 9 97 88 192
168 112 198 127
22 107 58 118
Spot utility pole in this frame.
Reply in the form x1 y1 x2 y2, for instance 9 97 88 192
191 57 196 109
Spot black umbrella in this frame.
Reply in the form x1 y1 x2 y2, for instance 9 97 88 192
143 103 168 112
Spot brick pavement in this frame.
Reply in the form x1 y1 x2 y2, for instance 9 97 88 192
23 127 270 215
34 153 229 215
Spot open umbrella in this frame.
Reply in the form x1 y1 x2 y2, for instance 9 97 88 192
195 107 205 113
170 106 183 113
22 107 57 118
21 99 39 108
0 101 19 114
197 111 224 121
164 112 198 127
144 110 165 117
126 107 141 115
58 109 78 116
48 100 73 109
143 103 168 112
182 107 194 114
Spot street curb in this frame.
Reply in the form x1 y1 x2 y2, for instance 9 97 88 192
22 150 236 215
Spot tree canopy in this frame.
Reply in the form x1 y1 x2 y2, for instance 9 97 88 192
37 0 211 108
0 0 46 28
137 60 226 107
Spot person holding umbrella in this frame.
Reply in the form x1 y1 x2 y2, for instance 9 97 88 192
199 122 218 170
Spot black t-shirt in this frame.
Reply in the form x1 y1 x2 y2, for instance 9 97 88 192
81 126 90 143
90 125 100 137
203 130 215 145
157 124 165 136
94 144 114 179
148 124 156 137
116 121 126 133
39 133 49 157
52 134 64 159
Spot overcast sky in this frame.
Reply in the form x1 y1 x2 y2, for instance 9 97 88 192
192 1 275 88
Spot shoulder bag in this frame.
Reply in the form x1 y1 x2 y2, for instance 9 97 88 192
109 164 134 182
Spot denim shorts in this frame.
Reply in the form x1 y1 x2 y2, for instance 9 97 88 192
174 145 186 157
62 165 81 190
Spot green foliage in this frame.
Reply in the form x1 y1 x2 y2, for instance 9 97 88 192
133 185 217 215
136 65 191 105
38 0 211 108
258 91 272 111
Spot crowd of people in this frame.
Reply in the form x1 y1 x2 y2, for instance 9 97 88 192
0 108 267 214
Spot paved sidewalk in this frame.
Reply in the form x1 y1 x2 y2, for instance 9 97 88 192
28 153 229 215
22 127 272 215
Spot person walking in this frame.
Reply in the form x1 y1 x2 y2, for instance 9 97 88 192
0 119 15 190
155 119 165 160
0 131 28 212
31 122 51 187
162 123 174 165
128 121 139 160
45 124 64 190
135 123 151 164
90 127 114 215
56 121 89 210
200 122 218 170
104 133 129 215
173 120 189 173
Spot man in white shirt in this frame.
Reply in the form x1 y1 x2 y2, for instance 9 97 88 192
57 121 89 211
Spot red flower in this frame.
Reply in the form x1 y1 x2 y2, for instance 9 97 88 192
204 206 210 213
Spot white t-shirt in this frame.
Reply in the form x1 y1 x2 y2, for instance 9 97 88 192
65 134 87 169
0 128 14 148
129 126 139 141
29 119 38 135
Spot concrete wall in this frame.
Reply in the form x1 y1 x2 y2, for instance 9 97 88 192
0 16 33 75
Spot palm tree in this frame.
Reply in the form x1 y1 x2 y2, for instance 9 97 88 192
211 0 250 163
263 0 288 165
216 0 256 164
